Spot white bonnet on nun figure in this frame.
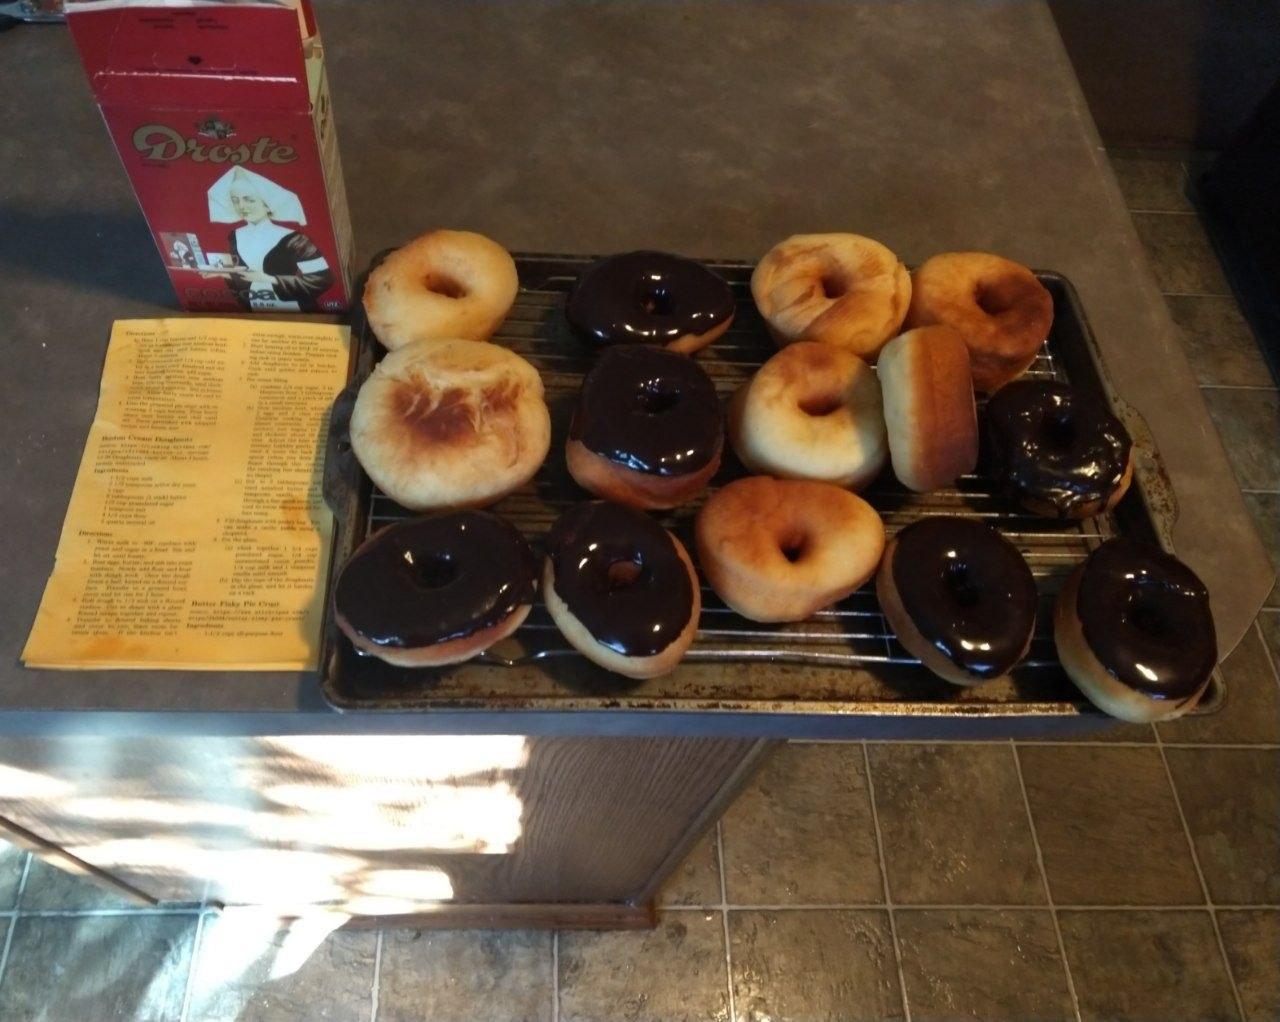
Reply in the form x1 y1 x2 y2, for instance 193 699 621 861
208 167 308 225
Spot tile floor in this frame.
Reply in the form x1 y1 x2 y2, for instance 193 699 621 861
0 153 1276 1021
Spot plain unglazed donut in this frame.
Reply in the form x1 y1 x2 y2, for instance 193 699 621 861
878 325 979 493
751 233 911 360
695 476 885 623
363 230 519 350
728 341 887 490
905 252 1053 392
350 338 550 510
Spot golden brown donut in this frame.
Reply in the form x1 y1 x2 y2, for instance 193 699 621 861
350 338 550 511
728 342 887 490
363 230 519 350
751 233 911 360
695 477 885 623
904 252 1053 392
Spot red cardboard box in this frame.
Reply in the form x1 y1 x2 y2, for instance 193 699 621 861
66 0 353 313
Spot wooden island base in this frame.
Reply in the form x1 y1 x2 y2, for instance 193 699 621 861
0 735 773 929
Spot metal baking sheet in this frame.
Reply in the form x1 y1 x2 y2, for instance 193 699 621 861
318 253 1223 722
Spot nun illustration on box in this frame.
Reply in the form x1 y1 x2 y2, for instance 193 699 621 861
205 167 334 312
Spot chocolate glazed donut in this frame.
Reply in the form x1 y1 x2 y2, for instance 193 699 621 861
566 251 736 354
876 516 1037 686
1055 538 1216 722
335 512 537 667
566 345 723 509
543 501 700 679
983 380 1133 519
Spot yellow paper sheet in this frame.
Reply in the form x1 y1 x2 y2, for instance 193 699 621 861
23 318 351 670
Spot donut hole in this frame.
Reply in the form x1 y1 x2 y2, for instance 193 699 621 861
1042 410 1078 448
974 282 1011 316
640 285 676 317
606 557 644 590
1124 584 1176 637
423 272 468 300
820 272 848 300
943 557 981 607
404 551 458 590
636 379 682 416
799 392 844 417
778 530 809 564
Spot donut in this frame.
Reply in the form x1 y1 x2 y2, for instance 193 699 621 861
334 512 537 667
876 517 1037 686
1055 538 1216 722
696 477 885 623
878 325 979 493
904 252 1053 392
543 502 700 679
350 338 550 511
566 345 722 510
750 233 911 360
983 379 1134 519
363 230 519 350
728 341 887 490
565 251 735 355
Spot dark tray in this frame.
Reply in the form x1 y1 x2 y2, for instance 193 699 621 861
318 253 1222 725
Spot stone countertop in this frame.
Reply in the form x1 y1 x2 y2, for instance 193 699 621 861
0 0 1270 736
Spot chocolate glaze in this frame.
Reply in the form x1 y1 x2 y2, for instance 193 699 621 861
983 380 1132 516
335 512 537 649
547 501 694 658
569 345 722 476
890 516 1037 678
1076 538 1216 700
566 251 735 349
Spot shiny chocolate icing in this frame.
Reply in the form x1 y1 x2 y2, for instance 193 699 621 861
335 512 537 649
570 345 722 476
983 380 1132 517
565 251 735 349
890 516 1037 678
547 501 694 658
1076 538 1216 700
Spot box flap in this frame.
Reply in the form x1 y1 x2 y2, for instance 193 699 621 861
67 2 313 110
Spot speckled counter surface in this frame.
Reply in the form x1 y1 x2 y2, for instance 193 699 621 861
0 0 1271 735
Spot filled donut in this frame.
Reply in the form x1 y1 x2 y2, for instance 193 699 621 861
876 517 1037 686
983 379 1134 519
905 252 1053 392
1055 538 1216 722
878 325 979 493
334 512 537 667
363 230 519 350
543 502 700 679
565 251 735 355
567 345 722 509
728 342 887 490
350 338 550 510
696 476 885 623
750 233 911 360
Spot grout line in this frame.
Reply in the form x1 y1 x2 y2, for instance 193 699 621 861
0 855 32 995
551 930 560 1022
1010 741 1083 1022
1239 488 1280 495
1254 618 1280 694
862 742 913 1022
1153 730 1250 1022
715 821 737 1022
1197 383 1280 392
1126 208 1198 216
1158 289 1235 299
369 929 383 1022
659 902 1280 913
6 907 208 918
793 739 1280 750
177 908 208 1022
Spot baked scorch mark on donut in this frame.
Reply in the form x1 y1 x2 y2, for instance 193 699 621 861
391 374 522 446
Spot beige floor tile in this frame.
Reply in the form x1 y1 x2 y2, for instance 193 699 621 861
1018 745 1202 905
1109 155 1193 212
720 743 881 905
867 744 1044 904
0 913 198 1022
1168 295 1275 388
1203 388 1280 492
1165 748 1280 905
1217 910 1280 1022
187 912 375 1022
1059 910 1238 1021
0 842 25 910
378 929 551 1022
658 828 721 907
18 857 139 912
729 910 903 1021
1131 212 1231 295
1242 494 1280 609
558 913 729 1022
1158 624 1280 744
895 909 1073 1021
